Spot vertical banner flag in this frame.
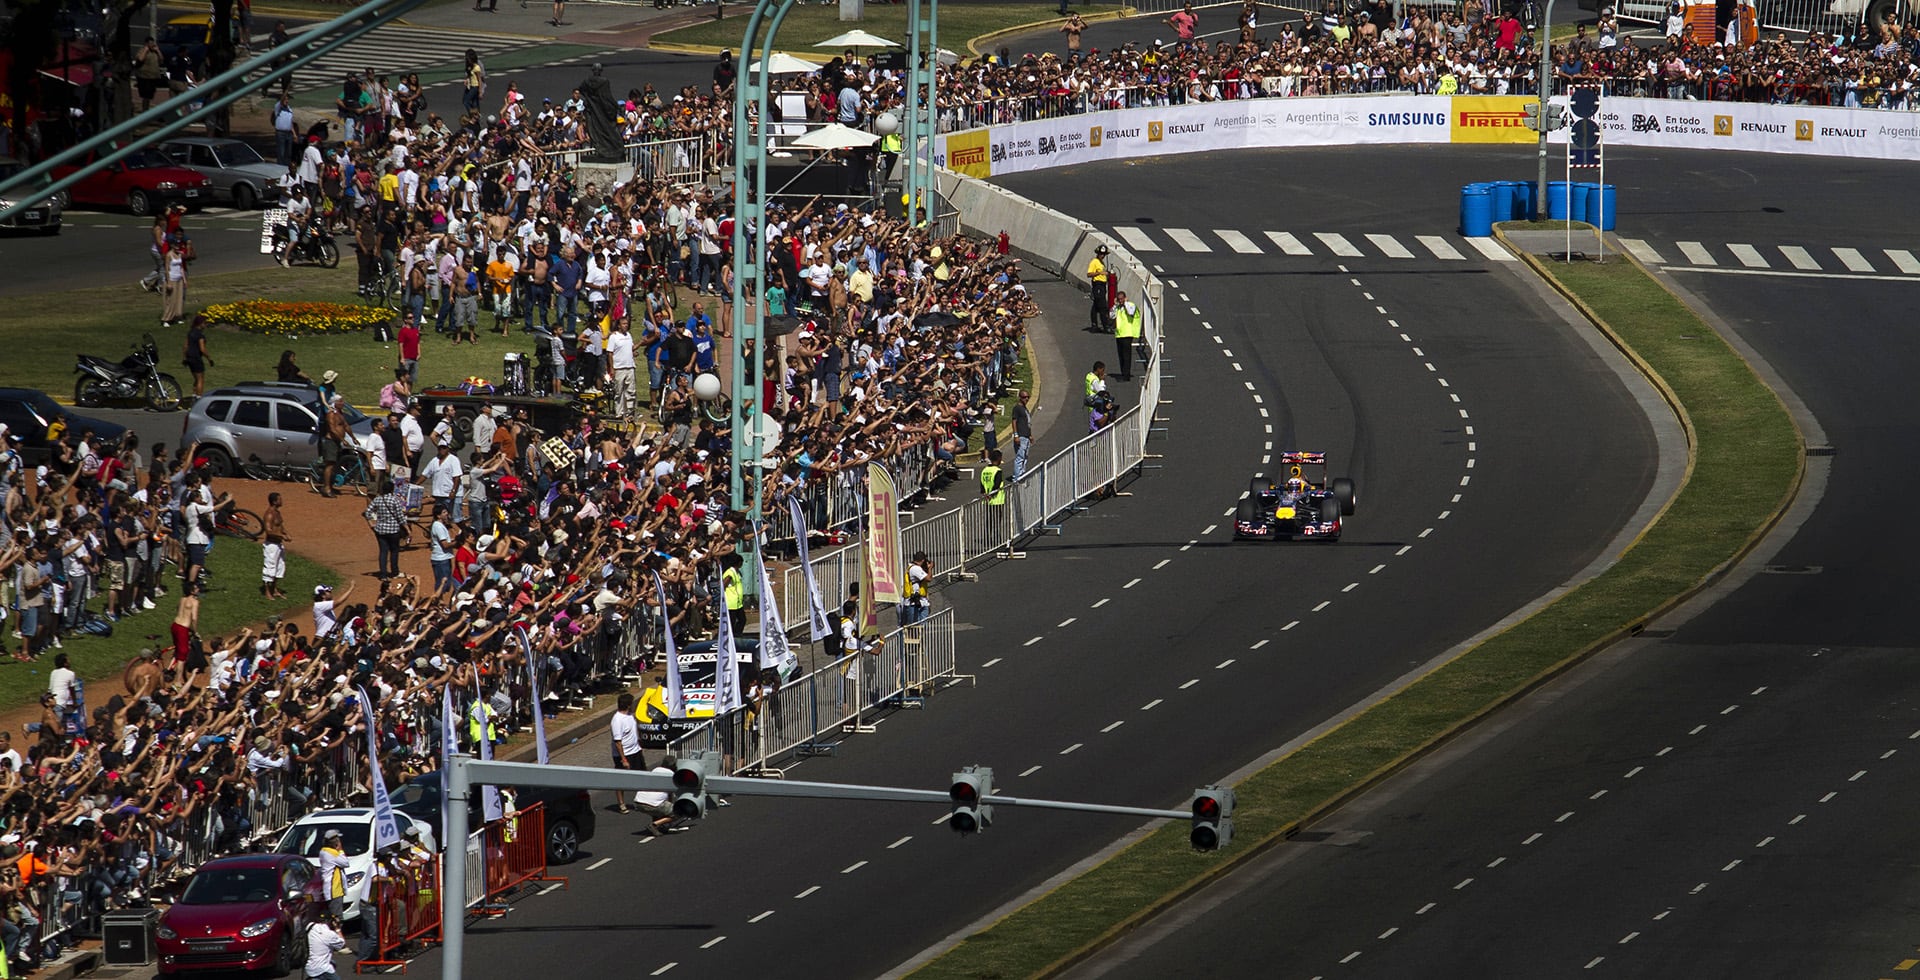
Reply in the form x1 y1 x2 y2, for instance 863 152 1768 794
754 537 798 676
866 463 904 606
712 573 742 716
472 671 503 822
439 684 456 847
788 496 832 642
655 572 685 717
357 687 404 853
516 624 549 766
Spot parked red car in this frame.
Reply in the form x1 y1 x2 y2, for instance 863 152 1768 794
156 853 323 976
51 146 210 216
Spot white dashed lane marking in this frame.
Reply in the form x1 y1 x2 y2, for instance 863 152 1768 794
702 936 727 949
1020 765 1042 777
842 861 867 874
795 886 820 899
1102 720 1125 733
888 836 912 849
1142 699 1163 710
587 857 612 870
749 910 774 923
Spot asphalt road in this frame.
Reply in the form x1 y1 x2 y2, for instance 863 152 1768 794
1065 147 1920 978
382 143 1662 980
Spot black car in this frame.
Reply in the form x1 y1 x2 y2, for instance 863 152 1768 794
391 771 596 864
1233 452 1357 542
0 387 129 469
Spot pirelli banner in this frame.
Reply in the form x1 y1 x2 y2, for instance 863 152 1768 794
1548 95 1920 161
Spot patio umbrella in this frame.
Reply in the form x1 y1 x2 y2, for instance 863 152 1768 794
816 29 899 51
751 52 823 75
789 123 881 150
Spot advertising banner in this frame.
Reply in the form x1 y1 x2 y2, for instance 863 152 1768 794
1556 95 1920 161
945 128 992 179
866 463 904 605
1450 95 1536 144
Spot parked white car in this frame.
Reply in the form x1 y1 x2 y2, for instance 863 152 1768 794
273 808 436 921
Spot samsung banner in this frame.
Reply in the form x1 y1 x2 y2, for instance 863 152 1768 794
937 93 1919 176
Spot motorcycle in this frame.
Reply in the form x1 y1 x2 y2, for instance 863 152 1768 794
75 333 183 411
271 219 340 268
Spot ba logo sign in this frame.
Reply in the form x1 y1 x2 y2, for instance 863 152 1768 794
990 143 1007 163
1631 114 1661 132
1147 121 1164 142
1795 119 1814 141
1713 115 1733 136
1089 126 1103 147
1038 135 1056 155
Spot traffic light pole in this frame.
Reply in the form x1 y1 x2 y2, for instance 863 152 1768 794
1535 0 1556 219
438 755 1192 979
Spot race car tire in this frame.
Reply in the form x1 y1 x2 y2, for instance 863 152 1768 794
1233 500 1259 538
1330 477 1357 516
1248 476 1273 495
1318 496 1342 527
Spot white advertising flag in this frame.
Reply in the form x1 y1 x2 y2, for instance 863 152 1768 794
357 687 404 853
789 497 833 642
655 572 685 718
755 541 797 676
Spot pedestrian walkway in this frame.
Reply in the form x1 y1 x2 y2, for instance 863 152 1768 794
1109 225 1517 263
282 20 540 93
1618 238 1920 279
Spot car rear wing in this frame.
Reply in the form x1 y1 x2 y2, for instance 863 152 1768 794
1278 451 1327 465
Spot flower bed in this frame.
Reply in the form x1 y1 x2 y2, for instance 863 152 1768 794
202 300 390 338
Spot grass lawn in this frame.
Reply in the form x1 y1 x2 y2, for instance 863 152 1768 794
8 266 550 408
653 4 1127 55
287 43 610 109
3 540 329 714
908 257 1802 978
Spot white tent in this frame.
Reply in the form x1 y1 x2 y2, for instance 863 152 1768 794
789 123 881 150
751 52 823 75
815 29 899 50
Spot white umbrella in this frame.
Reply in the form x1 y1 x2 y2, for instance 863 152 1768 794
789 123 881 150
815 29 899 50
752 52 823 75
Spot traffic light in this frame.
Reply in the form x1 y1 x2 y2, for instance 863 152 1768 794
672 751 719 819
949 766 995 834
1190 787 1235 851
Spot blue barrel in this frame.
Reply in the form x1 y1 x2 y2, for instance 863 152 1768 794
1460 184 1494 238
1589 183 1617 231
1515 180 1538 220
1547 180 1572 220
1488 181 1516 223
1570 182 1594 227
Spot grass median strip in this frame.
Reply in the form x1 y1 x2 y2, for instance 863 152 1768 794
651 5 1126 54
909 254 1802 979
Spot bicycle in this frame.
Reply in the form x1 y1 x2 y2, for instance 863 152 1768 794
363 264 403 312
240 453 309 483
212 500 264 540
309 450 374 497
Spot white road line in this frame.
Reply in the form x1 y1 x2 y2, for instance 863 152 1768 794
1417 902 1436 915
1690 724 1707 735
1252 393 1264 403
1721 704 1738 715
1369 564 1386 575
1752 686 1768 695
1757 836 1774 847
1466 237 1516 262
702 936 728 949
1625 766 1644 779
1363 292 1375 301
1676 241 1716 265
1778 244 1821 270
1180 679 1199 689
1819 791 1837 803
1020 765 1042 777
1059 618 1077 627
1618 238 1665 264
1396 545 1412 556
1850 769 1867 781
1123 577 1142 589
1312 600 1330 612
1440 509 1453 518
1691 883 1708 894
842 861 867 874
888 836 912 849
1112 226 1159 252
539 882 565 895
1142 699 1163 710
1722 860 1741 872
1315 232 1363 257
1654 911 1671 920
795 885 820 898
1557 811 1575 823
1664 264 1920 284
1790 813 1807 825
1201 524 1217 535
1215 229 1262 253
1585 958 1605 970
1523 832 1542 845
1179 293 1190 301
1341 951 1362 964
1252 639 1270 649
750 910 775 923
1884 749 1899 760
1419 528 1434 538
1886 248 1920 274
1093 598 1110 608
1342 582 1359 592
1265 231 1312 255
1283 620 1299 630
1455 877 1474 890
1832 246 1876 272
1416 235 1467 260
1259 408 1269 417
1620 932 1639 945
1379 927 1399 940
1366 233 1415 258
652 963 678 975
1350 278 1364 286
587 857 613 870
1024 636 1043 647
1180 541 1195 552
981 658 1002 668
1376 306 1388 314
1166 228 1212 252
1102 720 1125 733
1487 857 1506 868
1154 559 1171 570
1216 659 1235 670
1061 743 1083 755
1728 243 1769 268
1591 790 1608 800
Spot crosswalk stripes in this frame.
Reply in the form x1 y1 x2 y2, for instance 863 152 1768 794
1831 247 1875 273
1778 245 1820 271
1366 234 1414 259
1111 226 1159 253
1416 235 1466 261
1727 244 1768 269
1265 231 1312 256
1618 239 1665 264
1215 229 1262 254
1465 237 1517 262
283 23 535 93
1676 242 1716 266
1887 249 1920 274
1314 232 1362 258
1166 228 1211 252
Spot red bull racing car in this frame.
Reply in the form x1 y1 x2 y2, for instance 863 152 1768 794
1233 452 1357 541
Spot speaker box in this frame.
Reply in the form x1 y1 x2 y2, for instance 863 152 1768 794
103 908 159 966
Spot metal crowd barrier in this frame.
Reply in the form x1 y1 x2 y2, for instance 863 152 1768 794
626 133 715 185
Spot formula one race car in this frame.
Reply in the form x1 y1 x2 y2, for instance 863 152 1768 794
1233 452 1357 541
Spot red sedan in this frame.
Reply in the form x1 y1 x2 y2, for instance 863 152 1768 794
156 853 324 975
51 146 210 216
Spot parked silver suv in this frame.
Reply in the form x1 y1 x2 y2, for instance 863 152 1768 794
181 382 371 476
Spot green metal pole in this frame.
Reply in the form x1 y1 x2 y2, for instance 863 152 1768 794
914 0 938 219
903 0 921 217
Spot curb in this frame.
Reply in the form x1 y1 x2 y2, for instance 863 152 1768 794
996 234 1810 979
648 7 1135 58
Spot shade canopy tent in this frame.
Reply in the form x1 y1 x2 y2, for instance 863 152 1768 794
750 52 823 75
788 123 880 150
815 29 899 51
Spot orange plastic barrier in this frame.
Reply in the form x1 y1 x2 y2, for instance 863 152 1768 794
482 803 566 902
354 859 445 974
